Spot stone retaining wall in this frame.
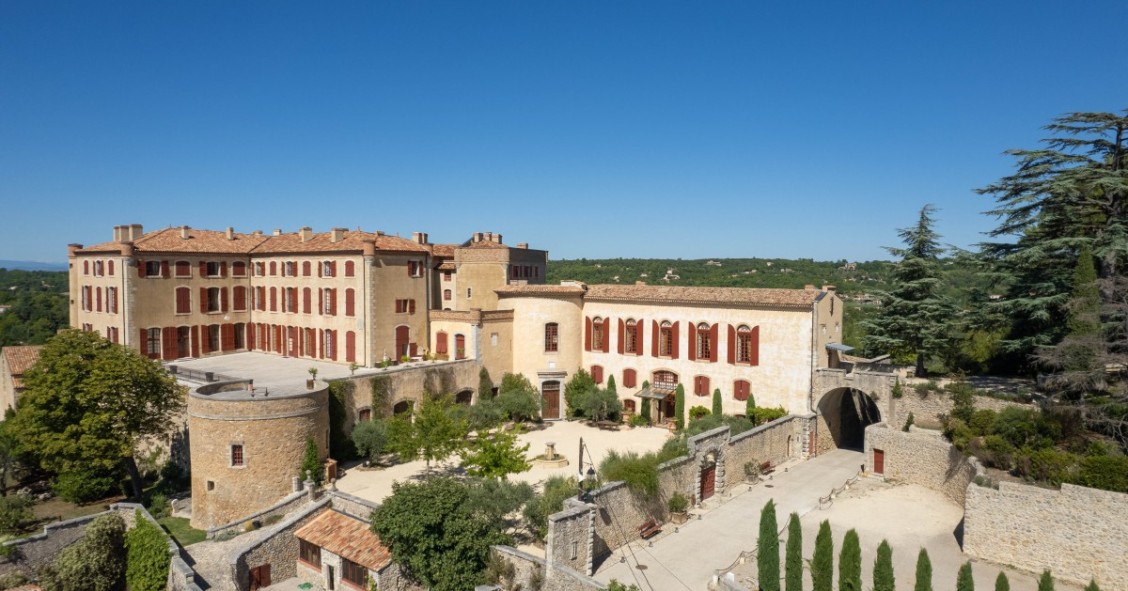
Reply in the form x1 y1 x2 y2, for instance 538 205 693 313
491 545 603 591
964 482 1128 590
863 423 979 506
207 486 311 539
887 387 1032 429
231 497 333 591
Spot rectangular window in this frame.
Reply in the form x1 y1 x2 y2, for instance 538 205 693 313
443 289 451 301
545 323 558 352
395 299 415 314
323 330 334 359
299 539 321 567
408 261 423 277
660 324 673 357
443 271 452 282
322 261 334 277
358 408 372 422
146 328 161 356
175 288 191 314
342 557 368 586
625 321 638 354
284 261 296 277
175 261 191 277
107 287 118 314
145 261 162 277
322 289 335 315
207 288 221 313
466 287 472 299
231 261 246 277
231 444 244 467
206 262 221 277
254 262 265 277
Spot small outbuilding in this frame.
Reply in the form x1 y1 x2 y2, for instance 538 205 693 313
295 510 404 590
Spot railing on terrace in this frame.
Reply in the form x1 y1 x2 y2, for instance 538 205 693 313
165 364 240 384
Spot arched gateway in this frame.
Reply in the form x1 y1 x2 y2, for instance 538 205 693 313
815 387 881 451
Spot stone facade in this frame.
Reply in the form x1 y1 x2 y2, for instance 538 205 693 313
339 358 479 422
188 379 330 530
232 497 332 591
491 545 604 591
863 423 978 505
964 481 1128 590
547 499 596 576
886 385 1034 430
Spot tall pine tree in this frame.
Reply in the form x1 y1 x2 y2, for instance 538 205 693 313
873 539 894 591
914 548 932 591
758 500 780 591
812 520 834 591
712 388 723 417
994 572 1010 591
1038 570 1055 591
839 529 861 591
956 562 974 591
785 513 803 591
863 205 955 376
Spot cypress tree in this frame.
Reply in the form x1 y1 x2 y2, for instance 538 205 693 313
914 548 932 591
1037 570 1054 591
640 380 651 422
839 529 861 591
994 572 1009 591
478 367 494 400
1084 579 1100 591
712 388 723 417
607 374 617 394
812 520 833 591
746 392 756 418
785 513 802 591
872 539 894 591
758 500 780 591
674 384 686 430
301 436 323 485
956 562 974 591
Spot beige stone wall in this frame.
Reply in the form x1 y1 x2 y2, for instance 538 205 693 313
863 423 978 506
579 300 816 418
498 293 585 387
964 481 1128 590
452 248 509 311
337 359 480 423
188 384 329 530
547 500 595 575
368 253 430 364
0 354 17 413
491 545 602 591
812 290 844 369
723 417 803 482
69 251 134 345
887 384 1034 429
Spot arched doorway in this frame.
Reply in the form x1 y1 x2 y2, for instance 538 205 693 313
455 389 474 406
392 400 413 416
816 388 881 451
699 453 717 501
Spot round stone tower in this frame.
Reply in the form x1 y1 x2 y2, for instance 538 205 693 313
187 379 329 530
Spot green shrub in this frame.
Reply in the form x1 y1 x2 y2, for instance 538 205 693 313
52 467 119 504
629 414 650 428
328 381 359 461
640 381 651 422
969 409 998 436
674 384 686 430
40 513 126 591
758 500 780 591
903 412 915 432
687 414 724 435
785 513 802 591
750 406 788 426
1022 448 1077 485
300 437 323 485
667 492 688 513
564 369 596 419
1072 455 1128 492
891 380 904 399
712 389 723 417
496 377 541 423
994 572 1009 591
352 420 388 462
1038 570 1054 591
0 495 33 534
956 562 974 591
600 450 660 499
125 511 171 591
657 437 689 463
583 388 622 422
1084 579 1100 591
523 475 578 541
689 405 710 421
146 493 170 519
745 391 757 416
478 368 495 401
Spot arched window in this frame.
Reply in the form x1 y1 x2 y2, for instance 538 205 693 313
624 319 639 354
435 331 449 356
592 317 605 351
545 323 559 352
736 325 759 365
696 322 712 360
659 321 674 357
652 370 678 390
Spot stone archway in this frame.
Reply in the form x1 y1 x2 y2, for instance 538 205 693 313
455 389 474 406
392 400 413 416
816 387 881 452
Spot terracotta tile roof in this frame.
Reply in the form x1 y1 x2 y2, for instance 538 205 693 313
430 244 456 258
252 230 427 254
295 510 392 571
2 345 42 376
436 261 457 271
584 284 820 308
495 285 588 296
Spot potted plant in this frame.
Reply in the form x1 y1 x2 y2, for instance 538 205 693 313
349 362 358 376
668 492 689 524
307 367 318 389
744 461 761 484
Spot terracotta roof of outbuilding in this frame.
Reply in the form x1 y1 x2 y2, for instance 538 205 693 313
295 510 392 571
430 244 456 258
2 346 42 376
584 284 820 308
495 285 588 296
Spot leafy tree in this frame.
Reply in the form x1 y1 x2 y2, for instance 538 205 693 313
455 398 507 433
640 380 652 422
812 520 833 591
10 330 184 500
712 388 723 417
956 562 974 591
351 420 388 462
758 500 780 591
40 512 126 591
914 548 932 591
386 396 469 467
785 512 802 591
745 391 756 418
750 406 788 426
464 478 534 536
300 437 323 485
583 388 622 422
873 539 894 591
674 384 686 430
328 382 358 460
523 475 578 541
978 111 1128 362
372 476 510 591
564 369 596 418
0 495 32 533
839 529 861 591
460 430 531 480
1038 570 1054 591
125 511 171 591
478 367 495 400
862 205 955 375
994 572 1010 591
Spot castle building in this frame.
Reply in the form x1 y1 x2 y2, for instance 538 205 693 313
69 224 841 423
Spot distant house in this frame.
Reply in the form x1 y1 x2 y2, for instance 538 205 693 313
0 345 42 413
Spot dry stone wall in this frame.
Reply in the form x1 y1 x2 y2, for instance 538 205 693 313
887 387 1033 429
231 497 332 591
724 416 802 482
491 545 604 591
965 482 1128 590
863 423 978 505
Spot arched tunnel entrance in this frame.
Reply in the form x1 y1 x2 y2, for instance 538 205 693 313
816 388 881 451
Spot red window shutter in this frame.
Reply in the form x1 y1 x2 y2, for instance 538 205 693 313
345 289 354 316
317 262 322 278
688 323 698 361
331 261 337 276
162 327 176 360
330 290 337 316
199 261 207 277
651 320 659 357
584 318 592 352
303 261 310 276
108 260 114 276
191 326 200 357
303 288 311 314
617 319 625 354
220 262 227 277
83 260 90 275
345 261 355 277
710 324 719 363
234 286 245 311
624 369 636 388
222 324 234 351
221 288 228 312
137 260 146 278
318 289 323 314
592 365 603 384
96 287 102 312
199 288 207 313
751 327 760 366
703 376 710 395
199 325 209 354
436 332 448 355
248 323 256 350
138 328 146 354
602 318 611 352
727 325 736 364
409 299 415 315
671 322 680 359
346 331 356 362
636 321 644 356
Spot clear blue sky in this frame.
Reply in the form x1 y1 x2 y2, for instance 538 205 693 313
2 2 1125 264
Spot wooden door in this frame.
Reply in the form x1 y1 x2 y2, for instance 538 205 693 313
873 449 885 475
541 381 561 420
395 326 410 359
700 464 716 501
250 564 271 590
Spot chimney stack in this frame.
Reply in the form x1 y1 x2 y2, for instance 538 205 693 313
299 227 313 242
226 227 235 240
273 229 282 236
412 232 429 245
180 226 190 240
822 284 836 292
113 225 124 243
330 228 345 243
516 242 528 249
473 232 483 243
252 230 263 237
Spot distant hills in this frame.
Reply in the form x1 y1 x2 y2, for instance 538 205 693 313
0 260 68 272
